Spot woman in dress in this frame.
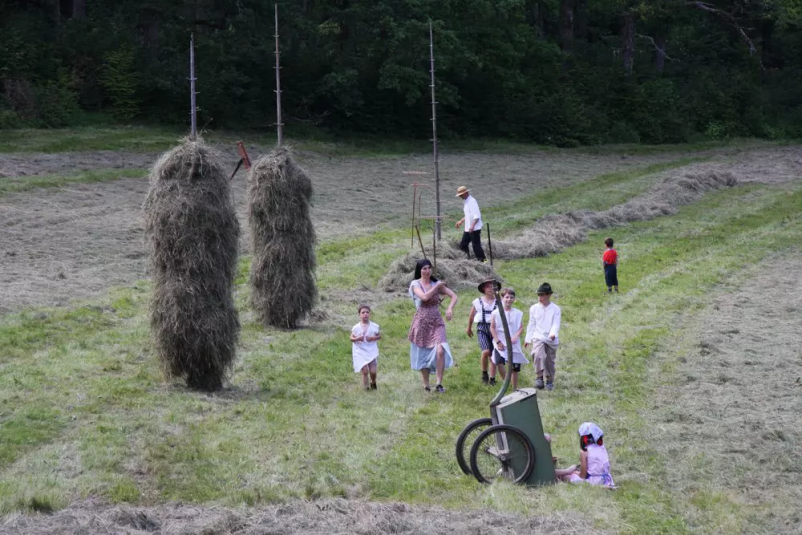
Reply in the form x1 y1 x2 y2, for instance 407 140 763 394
408 259 458 393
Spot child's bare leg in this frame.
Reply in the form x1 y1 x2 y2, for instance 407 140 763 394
481 349 491 373
496 363 506 380
421 369 430 389
361 365 370 388
489 360 497 378
369 360 377 386
511 371 518 390
555 466 578 481
435 344 445 385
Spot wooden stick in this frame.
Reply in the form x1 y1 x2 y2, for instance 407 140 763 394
274 4 284 146
429 20 441 240
415 225 427 259
487 223 494 267
189 34 197 140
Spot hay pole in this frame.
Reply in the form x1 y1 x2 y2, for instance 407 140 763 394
189 33 198 140
487 222 494 267
274 3 284 146
415 224 427 258
428 20 441 240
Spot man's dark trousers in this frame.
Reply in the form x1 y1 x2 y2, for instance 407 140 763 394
459 230 486 262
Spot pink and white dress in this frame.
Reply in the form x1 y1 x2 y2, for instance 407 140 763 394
569 444 615 487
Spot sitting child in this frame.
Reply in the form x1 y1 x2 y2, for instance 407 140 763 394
557 422 615 488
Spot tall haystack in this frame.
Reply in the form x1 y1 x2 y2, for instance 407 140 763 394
247 146 316 328
143 138 240 391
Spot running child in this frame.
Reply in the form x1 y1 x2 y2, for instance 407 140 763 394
490 288 528 390
350 305 381 390
602 237 619 293
466 277 500 385
525 282 561 391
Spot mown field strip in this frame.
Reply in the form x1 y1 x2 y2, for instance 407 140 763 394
1 177 800 534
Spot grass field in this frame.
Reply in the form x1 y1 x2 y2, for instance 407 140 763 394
0 130 800 534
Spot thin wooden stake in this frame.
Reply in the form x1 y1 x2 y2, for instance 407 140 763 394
274 4 284 147
429 21 441 240
189 34 198 140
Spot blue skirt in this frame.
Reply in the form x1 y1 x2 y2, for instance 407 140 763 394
410 342 454 371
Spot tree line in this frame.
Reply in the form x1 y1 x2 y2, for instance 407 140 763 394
1 0 800 145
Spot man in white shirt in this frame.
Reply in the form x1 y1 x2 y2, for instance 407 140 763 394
524 282 561 391
454 186 487 262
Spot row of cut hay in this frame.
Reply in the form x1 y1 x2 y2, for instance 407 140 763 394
493 170 739 259
1 498 603 534
377 250 500 293
143 138 240 391
247 147 316 329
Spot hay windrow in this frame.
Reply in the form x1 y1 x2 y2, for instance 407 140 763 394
0 498 605 534
493 170 739 259
247 146 316 329
377 250 501 293
143 138 240 391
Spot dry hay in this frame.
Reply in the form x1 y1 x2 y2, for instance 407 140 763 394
143 138 240 391
247 147 316 329
0 498 606 534
493 170 739 259
377 249 500 293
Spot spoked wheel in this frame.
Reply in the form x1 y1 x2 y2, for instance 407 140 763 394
455 418 493 475
469 424 535 484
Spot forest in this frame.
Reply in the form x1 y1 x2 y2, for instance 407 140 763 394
1 0 801 145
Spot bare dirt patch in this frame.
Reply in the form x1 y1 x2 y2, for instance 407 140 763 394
0 498 604 535
650 253 802 533
1 145 800 313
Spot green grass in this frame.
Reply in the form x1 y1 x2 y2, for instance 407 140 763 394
1 125 775 157
0 127 183 153
0 149 800 532
0 168 146 196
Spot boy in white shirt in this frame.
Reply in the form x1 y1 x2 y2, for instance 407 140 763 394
350 305 381 390
490 288 528 390
525 283 561 391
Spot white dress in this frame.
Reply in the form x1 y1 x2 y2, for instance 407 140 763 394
351 321 380 372
489 308 529 365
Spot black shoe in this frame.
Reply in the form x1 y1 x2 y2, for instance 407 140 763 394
370 383 377 390
424 386 431 392
435 384 445 393
535 377 545 389
489 377 497 386
481 371 489 384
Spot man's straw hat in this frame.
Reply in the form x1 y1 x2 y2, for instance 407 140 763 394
455 186 470 197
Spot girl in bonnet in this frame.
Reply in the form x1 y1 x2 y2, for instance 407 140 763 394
558 422 615 488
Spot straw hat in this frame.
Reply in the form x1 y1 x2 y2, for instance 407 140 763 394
477 277 501 293
455 186 470 197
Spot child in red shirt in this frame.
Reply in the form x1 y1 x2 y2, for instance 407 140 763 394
602 238 618 293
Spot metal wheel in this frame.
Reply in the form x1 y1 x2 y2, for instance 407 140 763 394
455 418 493 475
469 424 535 484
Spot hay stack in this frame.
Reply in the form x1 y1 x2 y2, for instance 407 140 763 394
143 138 240 391
247 147 316 328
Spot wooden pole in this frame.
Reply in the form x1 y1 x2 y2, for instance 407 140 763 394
429 21 441 240
189 34 198 140
274 4 284 146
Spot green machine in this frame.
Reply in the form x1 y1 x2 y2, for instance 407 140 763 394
455 292 557 486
